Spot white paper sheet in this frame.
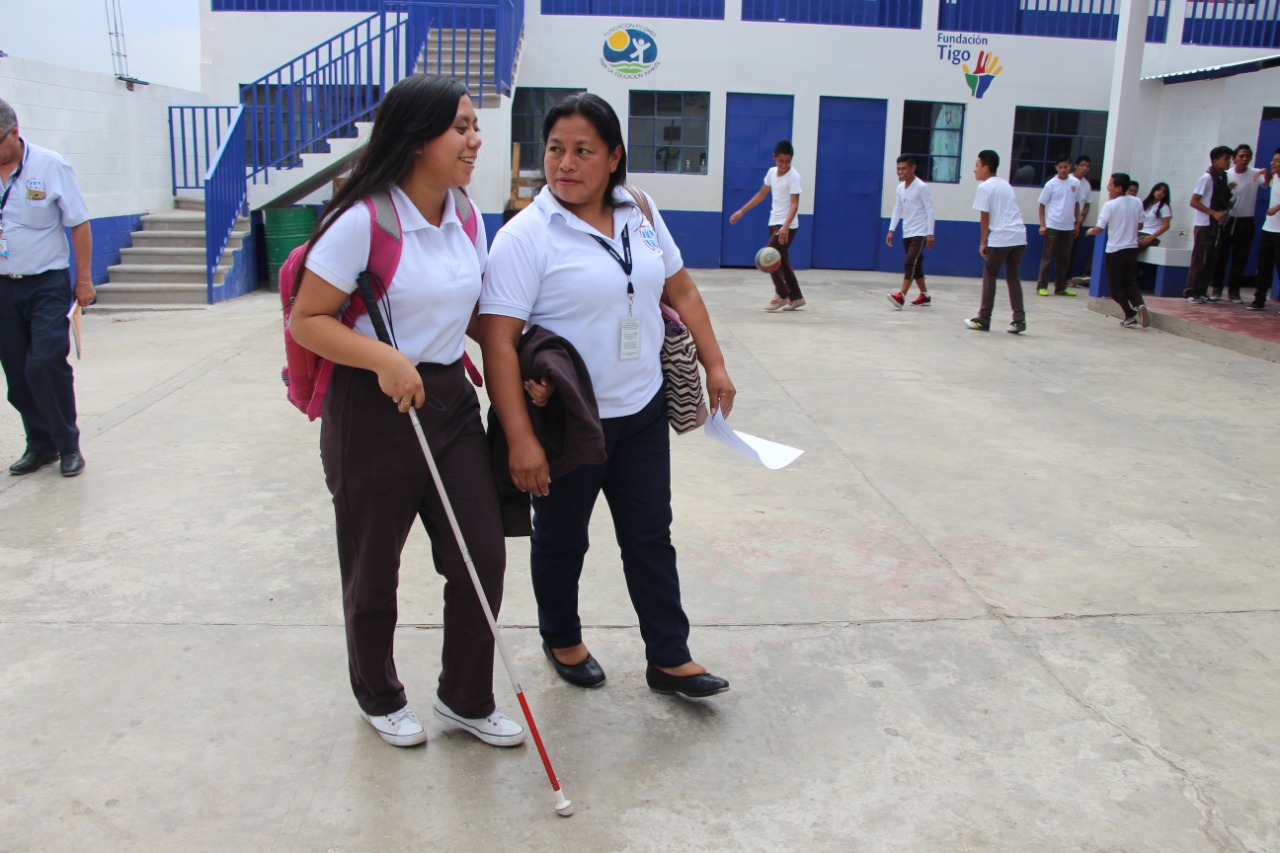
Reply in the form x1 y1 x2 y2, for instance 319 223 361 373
702 410 804 470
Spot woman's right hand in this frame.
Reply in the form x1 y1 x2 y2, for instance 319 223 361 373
509 435 551 496
376 348 424 411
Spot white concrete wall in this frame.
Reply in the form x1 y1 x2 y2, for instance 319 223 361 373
0 56 210 219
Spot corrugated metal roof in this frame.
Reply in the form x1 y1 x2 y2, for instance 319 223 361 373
1142 53 1280 84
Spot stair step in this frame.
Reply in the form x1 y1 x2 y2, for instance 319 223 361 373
174 197 205 212
106 263 230 285
119 247 210 265
130 229 248 250
94 282 213 305
89 301 210 314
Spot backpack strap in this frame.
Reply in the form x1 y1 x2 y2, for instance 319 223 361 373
452 186 478 246
623 184 653 228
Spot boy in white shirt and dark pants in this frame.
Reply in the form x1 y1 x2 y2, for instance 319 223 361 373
1088 172 1149 328
1036 154 1081 297
1184 146 1234 303
1212 144 1267 302
965 149 1028 334
1247 148 1280 312
886 154 936 308
729 139 805 311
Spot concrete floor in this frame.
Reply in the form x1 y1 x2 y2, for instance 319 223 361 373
1 270 1278 852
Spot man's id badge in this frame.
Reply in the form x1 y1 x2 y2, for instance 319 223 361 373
619 316 642 360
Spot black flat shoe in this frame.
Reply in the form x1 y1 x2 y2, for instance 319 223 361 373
543 641 605 688
60 452 86 478
645 664 730 698
9 450 58 475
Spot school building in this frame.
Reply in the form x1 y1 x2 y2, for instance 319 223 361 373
2 0 1278 304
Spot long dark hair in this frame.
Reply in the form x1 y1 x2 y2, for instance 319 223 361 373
542 92 628 206
293 74 468 292
1143 182 1171 213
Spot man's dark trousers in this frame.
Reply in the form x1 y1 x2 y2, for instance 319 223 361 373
0 268 80 455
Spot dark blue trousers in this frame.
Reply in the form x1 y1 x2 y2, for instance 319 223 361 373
0 269 80 455
530 389 692 668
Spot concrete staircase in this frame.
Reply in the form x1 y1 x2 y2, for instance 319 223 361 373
96 198 249 311
423 28 500 106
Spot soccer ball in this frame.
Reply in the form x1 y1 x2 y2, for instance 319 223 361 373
755 246 782 273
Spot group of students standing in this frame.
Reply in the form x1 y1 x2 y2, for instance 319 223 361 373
290 75 735 750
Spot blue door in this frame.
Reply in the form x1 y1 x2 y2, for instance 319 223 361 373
721 93 794 267
811 96 887 270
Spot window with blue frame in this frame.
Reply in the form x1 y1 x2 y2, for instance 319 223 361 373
541 0 724 18
900 101 965 184
1009 107 1107 187
628 91 710 175
742 0 921 29
512 87 586 172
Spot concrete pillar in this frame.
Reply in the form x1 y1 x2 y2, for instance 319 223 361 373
1103 0 1151 177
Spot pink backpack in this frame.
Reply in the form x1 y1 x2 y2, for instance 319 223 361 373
280 188 481 421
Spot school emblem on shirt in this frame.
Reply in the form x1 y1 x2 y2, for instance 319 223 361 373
638 223 661 254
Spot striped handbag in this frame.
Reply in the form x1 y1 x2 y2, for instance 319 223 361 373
659 302 708 434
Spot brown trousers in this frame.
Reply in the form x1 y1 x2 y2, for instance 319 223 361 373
320 360 505 718
767 225 804 301
978 244 1027 324
1184 221 1223 298
1037 228 1074 292
1105 248 1144 318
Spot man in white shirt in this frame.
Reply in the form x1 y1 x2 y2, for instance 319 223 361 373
1211 144 1267 302
1247 148 1280 312
0 98 94 478
964 149 1028 334
729 140 805 311
1087 172 1149 328
885 154 936 308
1185 145 1235 303
1035 154 1081 297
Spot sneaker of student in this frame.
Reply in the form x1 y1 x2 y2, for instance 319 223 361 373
1120 315 1138 327
963 318 989 331
1007 320 1027 334
783 298 807 311
1036 288 1050 297
911 293 931 306
1138 304 1150 328
1246 303 1265 311
765 298 788 312
1055 288 1078 297
1186 295 1207 304
1210 288 1223 300
432 699 526 747
888 292 905 309
1204 292 1220 303
364 706 428 747
1229 292 1244 303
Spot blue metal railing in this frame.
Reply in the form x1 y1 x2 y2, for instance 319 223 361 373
541 0 723 16
203 107 248 304
742 0 921 29
938 0 1171 43
1182 0 1280 48
169 106 240 193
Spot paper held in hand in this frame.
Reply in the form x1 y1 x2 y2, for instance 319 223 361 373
702 410 803 470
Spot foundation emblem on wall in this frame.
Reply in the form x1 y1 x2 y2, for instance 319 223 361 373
963 51 1003 99
601 24 660 78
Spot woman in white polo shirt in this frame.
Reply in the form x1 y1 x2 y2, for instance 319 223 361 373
480 93 736 699
289 74 524 750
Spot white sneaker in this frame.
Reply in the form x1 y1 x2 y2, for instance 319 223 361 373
364 706 427 747
433 699 526 748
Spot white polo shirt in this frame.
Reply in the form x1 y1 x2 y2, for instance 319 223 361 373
305 184 486 366
1192 172 1216 228
1264 181 1280 234
1077 176 1093 223
973 176 1027 248
1226 166 1264 217
889 178 935 239
1037 174 1081 231
1096 195 1143 253
481 185 685 418
764 166 801 229
0 140 91 276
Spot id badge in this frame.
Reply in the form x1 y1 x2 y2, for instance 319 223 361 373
619 316 642 360
0 238 8 260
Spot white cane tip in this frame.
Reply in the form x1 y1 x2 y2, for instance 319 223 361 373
555 799 574 817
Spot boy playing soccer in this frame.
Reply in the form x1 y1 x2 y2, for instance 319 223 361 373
1088 172 1149 328
886 155 936 308
730 140 806 311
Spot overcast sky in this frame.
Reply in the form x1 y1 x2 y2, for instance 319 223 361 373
3 0 202 91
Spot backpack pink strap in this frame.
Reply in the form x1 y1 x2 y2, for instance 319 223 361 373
339 192 403 327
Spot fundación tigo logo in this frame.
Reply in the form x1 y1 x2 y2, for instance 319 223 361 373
601 24 660 78
937 33 1004 99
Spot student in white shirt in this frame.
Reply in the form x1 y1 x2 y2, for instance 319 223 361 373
964 149 1028 334
481 93 735 700
1139 182 1173 248
729 140 805 311
1247 148 1280 312
290 74 525 751
886 154 936 308
1185 145 1235 303
1212 144 1268 302
1088 172 1149 328
1067 155 1094 281
1035 154 1081 297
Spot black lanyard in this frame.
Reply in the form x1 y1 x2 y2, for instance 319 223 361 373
590 226 634 316
0 153 23 233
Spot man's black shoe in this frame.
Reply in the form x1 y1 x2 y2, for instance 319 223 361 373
59 452 86 478
645 664 730 699
9 450 58 475
543 641 605 687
